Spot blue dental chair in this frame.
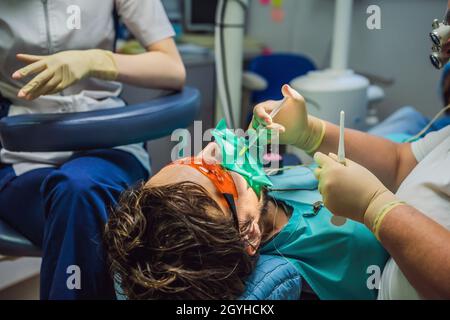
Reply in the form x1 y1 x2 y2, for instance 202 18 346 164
0 86 303 300
247 53 316 104
0 87 201 258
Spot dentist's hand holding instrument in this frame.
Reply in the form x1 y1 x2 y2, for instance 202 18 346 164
240 97 287 156
250 84 326 153
313 151 400 234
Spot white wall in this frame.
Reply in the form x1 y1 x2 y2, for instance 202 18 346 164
0 257 41 291
247 0 446 119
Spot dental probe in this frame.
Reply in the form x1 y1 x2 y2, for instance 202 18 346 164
239 98 287 157
338 111 346 165
331 110 348 227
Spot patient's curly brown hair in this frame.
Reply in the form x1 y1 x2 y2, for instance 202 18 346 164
104 181 257 300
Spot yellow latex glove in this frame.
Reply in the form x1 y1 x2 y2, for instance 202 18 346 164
313 152 403 232
12 49 118 100
251 84 325 154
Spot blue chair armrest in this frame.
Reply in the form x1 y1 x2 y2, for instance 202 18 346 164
0 220 41 257
0 87 201 152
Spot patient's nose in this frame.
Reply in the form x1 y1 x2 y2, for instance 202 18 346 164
198 142 222 164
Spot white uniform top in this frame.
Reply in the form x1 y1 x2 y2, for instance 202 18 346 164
0 0 175 175
378 125 450 300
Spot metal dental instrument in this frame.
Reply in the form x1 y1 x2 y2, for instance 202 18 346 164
268 97 288 120
338 111 346 165
239 98 287 157
331 110 348 227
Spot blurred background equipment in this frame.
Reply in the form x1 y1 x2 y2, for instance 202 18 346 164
182 0 219 33
214 0 249 129
291 0 373 131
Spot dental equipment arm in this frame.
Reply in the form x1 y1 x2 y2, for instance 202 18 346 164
215 0 249 128
377 205 450 299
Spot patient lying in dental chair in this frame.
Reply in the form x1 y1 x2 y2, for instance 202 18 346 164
104 115 389 301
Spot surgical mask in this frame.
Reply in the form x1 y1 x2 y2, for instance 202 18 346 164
211 119 273 196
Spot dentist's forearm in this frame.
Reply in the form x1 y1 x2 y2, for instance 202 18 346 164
113 38 186 91
378 205 450 299
114 51 185 90
315 121 417 191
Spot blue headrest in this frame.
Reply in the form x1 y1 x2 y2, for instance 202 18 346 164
115 255 302 300
240 255 302 300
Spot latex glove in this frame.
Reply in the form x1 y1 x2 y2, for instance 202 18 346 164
313 152 399 229
12 49 118 100
251 84 325 154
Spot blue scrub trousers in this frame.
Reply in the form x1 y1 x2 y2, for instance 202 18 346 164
0 149 149 299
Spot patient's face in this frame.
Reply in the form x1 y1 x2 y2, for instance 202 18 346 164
147 142 266 250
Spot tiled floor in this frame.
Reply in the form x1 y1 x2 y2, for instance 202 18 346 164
0 275 39 300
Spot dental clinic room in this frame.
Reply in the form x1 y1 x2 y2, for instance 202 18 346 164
1 0 450 307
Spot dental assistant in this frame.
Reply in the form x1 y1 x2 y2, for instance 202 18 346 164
0 0 185 299
255 83 450 299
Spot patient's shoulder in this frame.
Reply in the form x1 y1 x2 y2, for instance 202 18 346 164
411 125 450 162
